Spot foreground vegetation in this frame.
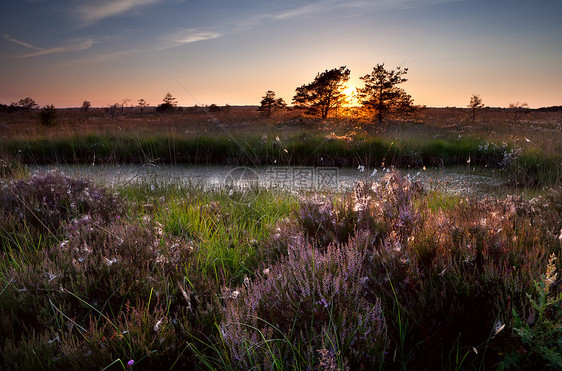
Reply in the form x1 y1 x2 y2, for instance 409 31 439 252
1 106 561 369
1 170 561 370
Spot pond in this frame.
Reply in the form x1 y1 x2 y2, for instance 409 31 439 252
30 164 509 198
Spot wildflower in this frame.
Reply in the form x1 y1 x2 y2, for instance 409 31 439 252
47 333 60 344
543 254 557 293
46 272 57 282
493 321 505 337
127 359 135 368
357 165 365 173
154 318 164 332
262 268 270 276
230 290 240 299
105 257 118 266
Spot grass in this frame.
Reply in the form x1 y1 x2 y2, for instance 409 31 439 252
0 107 561 369
1 106 561 187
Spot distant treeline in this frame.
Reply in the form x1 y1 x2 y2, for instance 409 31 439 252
2 103 561 113
535 105 562 112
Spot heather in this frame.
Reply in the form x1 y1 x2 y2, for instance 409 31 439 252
1 170 561 369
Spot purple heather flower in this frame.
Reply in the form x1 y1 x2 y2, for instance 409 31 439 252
127 359 135 368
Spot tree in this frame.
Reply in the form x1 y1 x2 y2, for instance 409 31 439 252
17 97 39 111
508 101 529 123
258 90 286 118
81 100 91 112
468 94 484 122
357 64 413 124
120 98 131 112
292 66 350 119
138 98 149 112
156 92 177 112
163 92 177 106
39 105 57 127
105 103 120 118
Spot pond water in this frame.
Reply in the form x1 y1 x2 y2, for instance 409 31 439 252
30 164 508 198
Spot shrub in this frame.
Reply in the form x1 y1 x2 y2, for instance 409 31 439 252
0 171 122 238
220 239 386 369
39 105 57 127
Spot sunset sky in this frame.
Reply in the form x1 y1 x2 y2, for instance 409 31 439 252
1 0 560 109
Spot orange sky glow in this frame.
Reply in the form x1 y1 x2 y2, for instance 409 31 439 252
1 1 560 109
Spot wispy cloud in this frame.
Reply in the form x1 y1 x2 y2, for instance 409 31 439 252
271 2 334 21
76 0 162 25
60 29 221 66
4 34 43 51
259 0 460 23
172 29 221 44
4 35 94 58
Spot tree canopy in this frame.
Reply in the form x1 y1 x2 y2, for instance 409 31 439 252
468 94 484 121
292 66 350 119
258 90 286 118
357 64 413 123
15 97 39 111
156 92 177 112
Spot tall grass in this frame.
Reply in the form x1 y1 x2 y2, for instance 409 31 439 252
2 107 560 187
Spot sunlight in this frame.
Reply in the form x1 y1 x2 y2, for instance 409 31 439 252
342 86 357 106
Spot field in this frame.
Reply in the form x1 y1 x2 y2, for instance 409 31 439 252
1 107 561 369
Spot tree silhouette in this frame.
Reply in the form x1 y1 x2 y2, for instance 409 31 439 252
357 64 413 124
39 105 57 127
81 100 91 112
156 92 177 113
120 98 131 112
292 66 350 119
508 101 529 123
16 97 39 111
163 92 177 106
258 90 286 118
137 98 149 112
468 94 484 122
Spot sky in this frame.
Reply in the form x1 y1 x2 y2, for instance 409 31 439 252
0 0 561 109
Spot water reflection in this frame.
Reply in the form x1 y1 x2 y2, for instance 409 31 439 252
30 164 506 198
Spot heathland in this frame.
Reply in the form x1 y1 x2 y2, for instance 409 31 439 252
0 106 561 369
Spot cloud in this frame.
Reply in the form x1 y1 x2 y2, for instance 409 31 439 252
76 0 162 25
272 2 333 21
4 34 43 50
21 40 94 58
4 35 94 58
263 0 460 22
173 30 221 44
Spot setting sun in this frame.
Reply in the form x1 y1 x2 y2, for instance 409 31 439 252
342 86 357 105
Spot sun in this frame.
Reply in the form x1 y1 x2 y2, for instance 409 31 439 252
342 86 357 106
